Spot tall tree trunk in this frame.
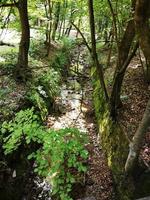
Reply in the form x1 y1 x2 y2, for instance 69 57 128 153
58 0 67 39
15 0 30 82
76 18 81 38
52 2 60 41
58 20 63 40
65 2 74 36
110 0 136 119
88 0 109 102
110 20 136 119
134 0 150 83
44 0 53 54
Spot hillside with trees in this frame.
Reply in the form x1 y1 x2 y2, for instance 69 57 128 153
0 0 150 200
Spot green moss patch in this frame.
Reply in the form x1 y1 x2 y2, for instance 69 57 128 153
92 68 134 200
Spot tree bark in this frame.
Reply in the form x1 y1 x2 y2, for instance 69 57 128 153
110 0 136 119
71 22 91 53
15 0 30 82
44 0 53 54
88 0 109 102
134 0 150 83
52 2 60 41
107 0 119 47
125 99 150 174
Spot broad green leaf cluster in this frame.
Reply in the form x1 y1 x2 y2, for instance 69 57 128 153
1 108 88 200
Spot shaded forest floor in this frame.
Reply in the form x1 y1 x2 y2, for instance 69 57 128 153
119 58 150 169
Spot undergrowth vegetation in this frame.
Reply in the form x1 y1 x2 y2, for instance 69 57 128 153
0 37 74 122
26 69 61 120
1 108 88 200
0 36 88 200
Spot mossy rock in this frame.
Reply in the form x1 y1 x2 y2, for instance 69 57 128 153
92 70 134 200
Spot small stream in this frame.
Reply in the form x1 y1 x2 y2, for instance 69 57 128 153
40 45 92 200
47 76 88 132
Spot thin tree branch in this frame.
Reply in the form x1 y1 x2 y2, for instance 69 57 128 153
0 3 17 8
88 0 109 101
71 22 92 53
0 6 12 39
119 41 139 75
125 99 150 174
107 0 119 47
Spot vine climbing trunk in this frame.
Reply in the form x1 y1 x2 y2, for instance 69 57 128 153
16 0 30 82
88 0 109 102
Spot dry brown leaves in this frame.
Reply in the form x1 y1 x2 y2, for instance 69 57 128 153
118 57 150 168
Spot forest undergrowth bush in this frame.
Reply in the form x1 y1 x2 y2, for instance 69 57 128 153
50 37 75 74
25 37 75 120
25 68 61 120
1 108 88 200
29 39 46 58
0 50 17 74
0 37 74 126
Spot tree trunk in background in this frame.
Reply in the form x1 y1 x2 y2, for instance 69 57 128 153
125 99 150 174
110 0 136 120
76 18 81 38
15 0 30 82
65 2 75 36
110 19 135 119
52 2 60 41
44 0 53 54
88 0 109 102
135 0 150 83
61 0 68 37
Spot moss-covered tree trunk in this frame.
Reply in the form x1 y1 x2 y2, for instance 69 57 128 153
92 72 134 200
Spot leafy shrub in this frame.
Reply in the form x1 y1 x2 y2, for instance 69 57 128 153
52 51 68 71
29 39 45 57
1 108 88 200
32 128 88 200
1 108 44 154
25 90 49 121
51 37 75 74
61 37 75 52
38 69 60 98
26 69 60 120
0 50 17 74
